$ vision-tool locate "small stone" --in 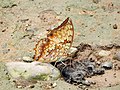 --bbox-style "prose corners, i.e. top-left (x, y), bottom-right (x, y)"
top-left (113, 24), bottom-right (117, 29)
top-left (52, 82), bottom-right (57, 88)
top-left (88, 54), bottom-right (97, 61)
top-left (101, 61), bottom-right (113, 69)
top-left (68, 47), bottom-right (78, 56)
top-left (17, 86), bottom-right (22, 89)
top-left (20, 18), bottom-right (29, 23)
top-left (98, 50), bottom-right (111, 57)
top-left (113, 51), bottom-right (120, 61)
top-left (108, 84), bottom-right (112, 87)
top-left (82, 80), bottom-right (91, 86)
top-left (96, 61), bottom-right (101, 65)
top-left (28, 85), bottom-right (35, 88)
top-left (87, 64), bottom-right (95, 71)
top-left (6, 61), bottom-right (60, 81)
top-left (80, 85), bottom-right (87, 89)
top-left (47, 85), bottom-right (52, 89)
top-left (22, 56), bottom-right (33, 62)
top-left (90, 81), bottom-right (96, 85)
